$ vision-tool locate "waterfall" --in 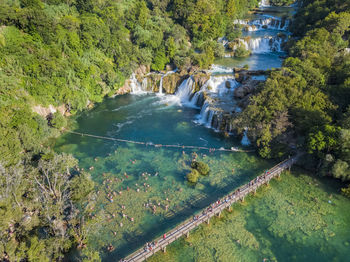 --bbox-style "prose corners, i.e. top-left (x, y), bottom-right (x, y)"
top-left (190, 81), bottom-right (209, 107)
top-left (175, 77), bottom-right (195, 104)
top-left (142, 78), bottom-right (148, 91)
top-left (234, 16), bottom-right (289, 31)
top-left (158, 69), bottom-right (178, 95)
top-left (197, 101), bottom-right (210, 124)
top-left (210, 65), bottom-right (234, 74)
top-left (193, 74), bottom-right (239, 129)
top-left (241, 129), bottom-right (251, 146)
top-left (130, 74), bottom-right (144, 94)
top-left (234, 36), bottom-right (284, 53)
top-left (159, 77), bottom-right (163, 95)
top-left (207, 110), bottom-right (215, 128)
top-left (259, 0), bottom-right (270, 7)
